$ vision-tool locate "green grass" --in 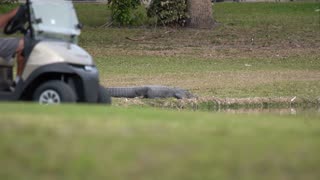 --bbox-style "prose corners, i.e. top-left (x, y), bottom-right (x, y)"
top-left (96, 56), bottom-right (320, 75)
top-left (0, 4), bottom-right (17, 14)
top-left (75, 3), bottom-right (111, 27)
top-left (1, 3), bottom-right (320, 99)
top-left (0, 103), bottom-right (319, 180)
top-left (74, 2), bottom-right (320, 99)
top-left (215, 2), bottom-right (319, 27)
top-left (0, 3), bottom-right (320, 179)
